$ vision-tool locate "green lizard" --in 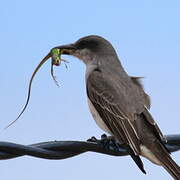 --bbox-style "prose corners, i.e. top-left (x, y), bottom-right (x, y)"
top-left (5, 48), bottom-right (67, 129)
